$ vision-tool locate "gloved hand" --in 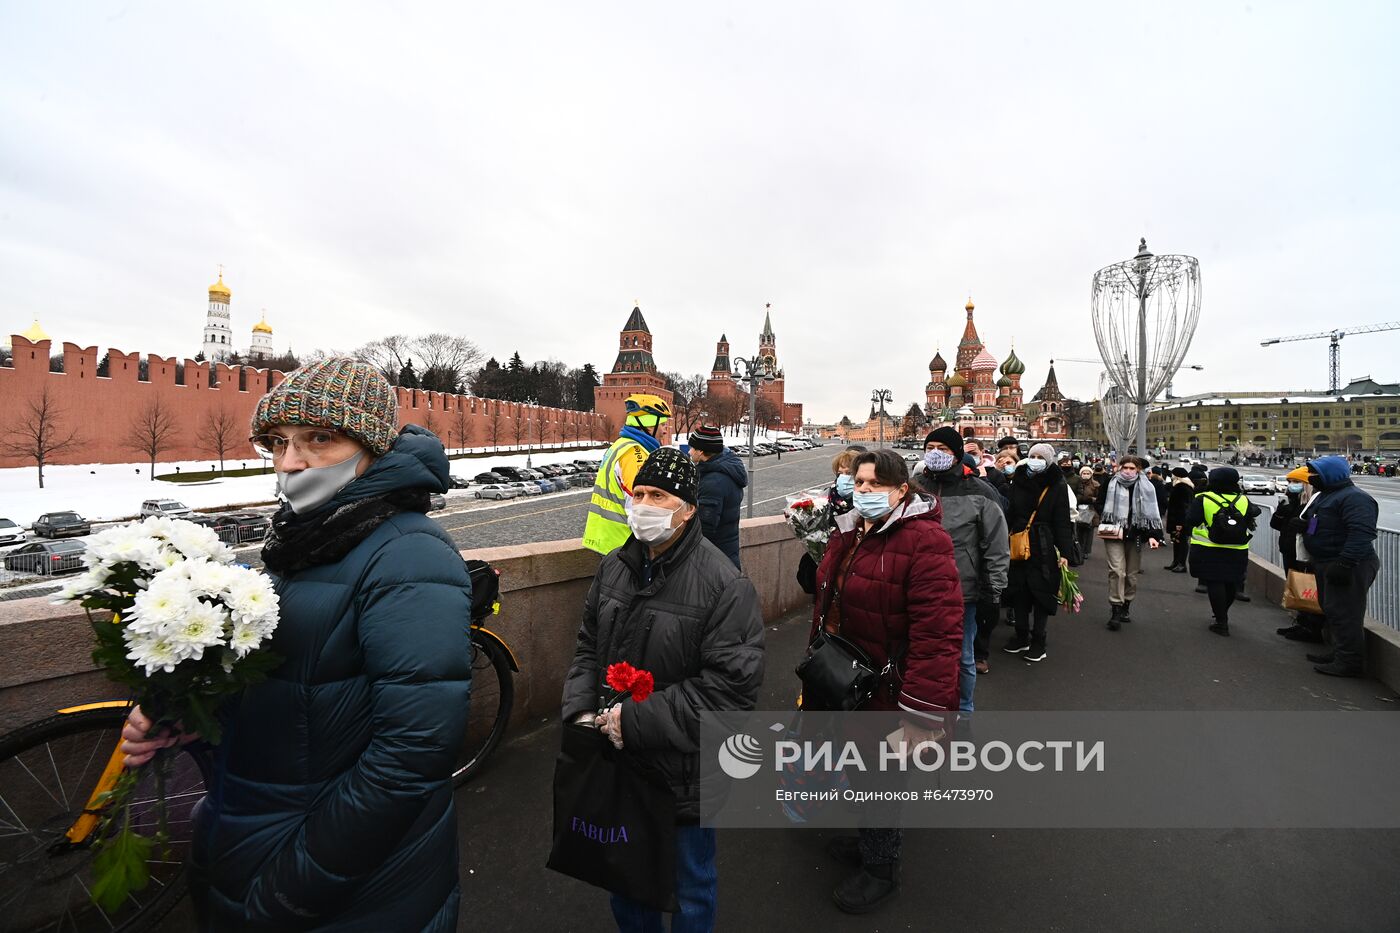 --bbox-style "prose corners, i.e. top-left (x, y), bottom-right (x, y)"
top-left (1287, 516), bottom-right (1310, 534)
top-left (1325, 561), bottom-right (1354, 586)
